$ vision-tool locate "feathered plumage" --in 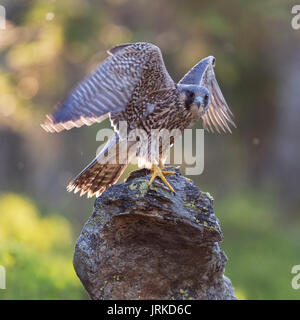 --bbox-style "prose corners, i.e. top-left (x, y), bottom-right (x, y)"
top-left (41, 42), bottom-right (235, 197)
top-left (179, 56), bottom-right (235, 133)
